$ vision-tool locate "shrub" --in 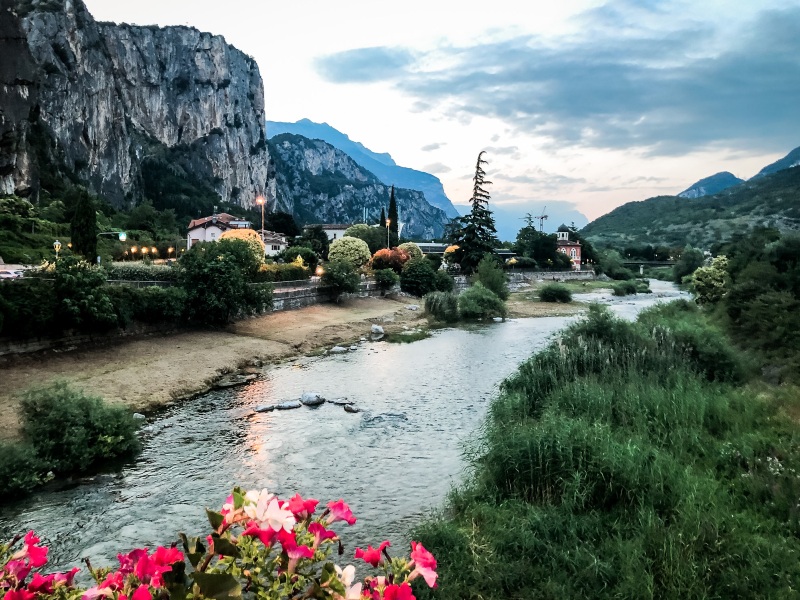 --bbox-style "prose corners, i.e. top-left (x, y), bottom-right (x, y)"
top-left (0, 278), bottom-right (57, 338)
top-left (398, 242), bottom-right (423, 261)
top-left (371, 247), bottom-right (410, 273)
top-left (635, 280), bottom-right (652, 294)
top-left (433, 270), bottom-right (454, 292)
top-left (328, 237), bottom-right (371, 267)
top-left (53, 256), bottom-right (117, 332)
top-left (279, 246), bottom-right (318, 272)
top-left (458, 283), bottom-right (507, 320)
top-left (475, 254), bottom-right (509, 300)
top-left (425, 291), bottom-right (459, 323)
top-left (343, 224), bottom-right (386, 253)
top-left (321, 260), bottom-right (361, 301)
top-left (0, 442), bottom-right (42, 499)
top-left (219, 228), bottom-right (266, 265)
top-left (506, 256), bottom-right (537, 269)
top-left (426, 254), bottom-right (443, 271)
top-left (539, 283), bottom-right (572, 303)
top-left (20, 381), bottom-right (141, 475)
top-left (107, 285), bottom-right (186, 327)
top-left (254, 263), bottom-right (310, 282)
top-left (612, 281), bottom-right (639, 296)
top-left (104, 263), bottom-right (178, 282)
top-left (400, 257), bottom-right (438, 297)
top-left (373, 268), bottom-right (399, 292)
